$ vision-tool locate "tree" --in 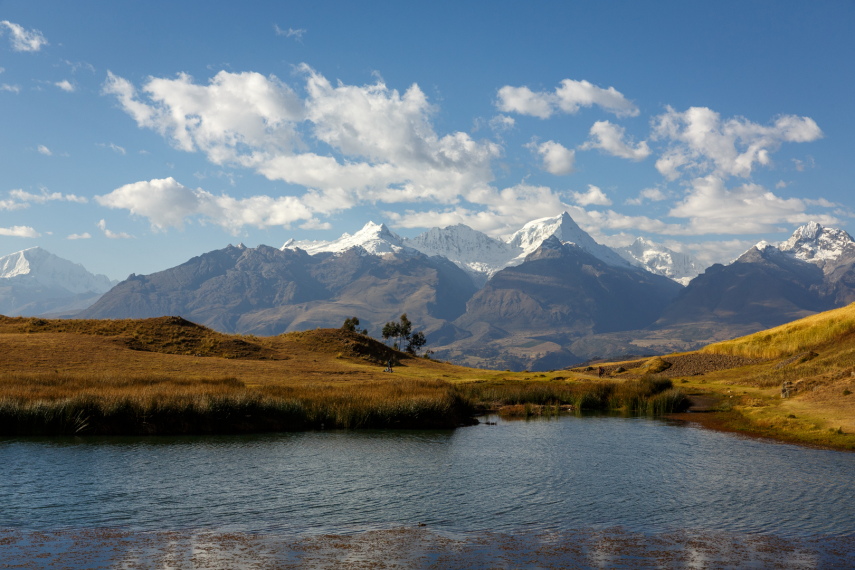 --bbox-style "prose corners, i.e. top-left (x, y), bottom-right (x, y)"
top-left (382, 313), bottom-right (428, 355)
top-left (407, 331), bottom-right (426, 355)
top-left (341, 316), bottom-right (360, 332)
